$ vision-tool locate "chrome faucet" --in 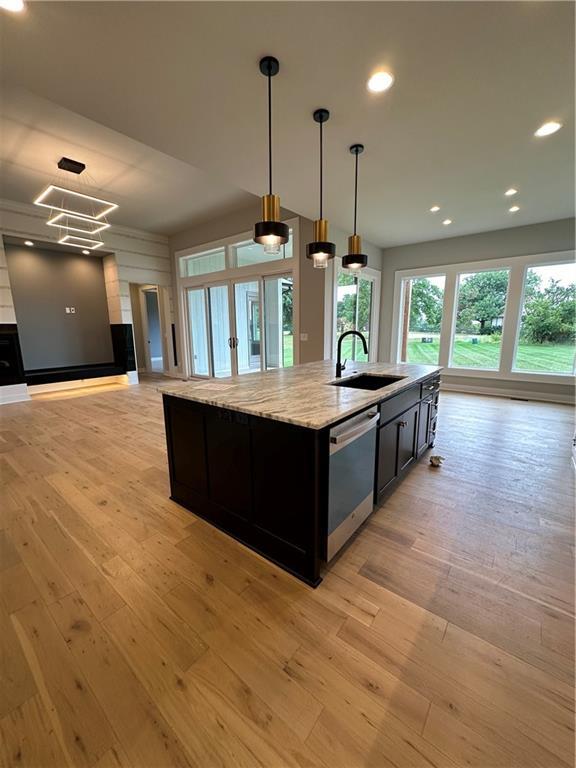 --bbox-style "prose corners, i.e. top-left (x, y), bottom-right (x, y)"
top-left (336, 331), bottom-right (368, 378)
